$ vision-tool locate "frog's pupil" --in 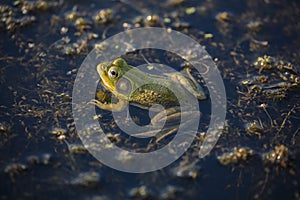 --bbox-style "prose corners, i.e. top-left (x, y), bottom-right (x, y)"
top-left (109, 69), bottom-right (118, 78)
